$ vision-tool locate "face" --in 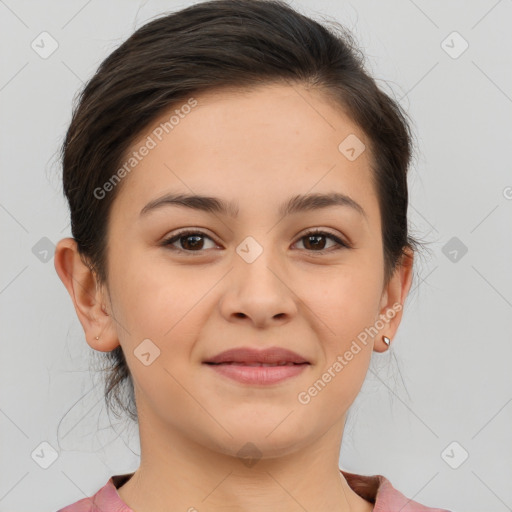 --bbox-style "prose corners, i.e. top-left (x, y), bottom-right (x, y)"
top-left (56, 82), bottom-right (412, 461)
